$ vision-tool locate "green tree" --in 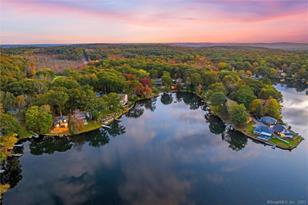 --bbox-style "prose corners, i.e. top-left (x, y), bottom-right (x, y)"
top-left (259, 86), bottom-right (282, 101)
top-left (162, 71), bottom-right (172, 91)
top-left (209, 92), bottom-right (226, 107)
top-left (0, 91), bottom-right (16, 111)
top-left (228, 103), bottom-right (249, 127)
top-left (234, 86), bottom-right (256, 108)
top-left (25, 106), bottom-right (53, 134)
top-left (45, 89), bottom-right (69, 116)
top-left (201, 71), bottom-right (218, 87)
top-left (218, 62), bottom-right (230, 70)
top-left (103, 93), bottom-right (122, 113)
top-left (264, 97), bottom-right (281, 119)
top-left (0, 113), bottom-right (21, 135)
top-left (97, 69), bottom-right (127, 93)
top-left (51, 76), bottom-right (80, 89)
top-left (190, 72), bottom-right (202, 90)
top-left (249, 99), bottom-right (264, 117)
